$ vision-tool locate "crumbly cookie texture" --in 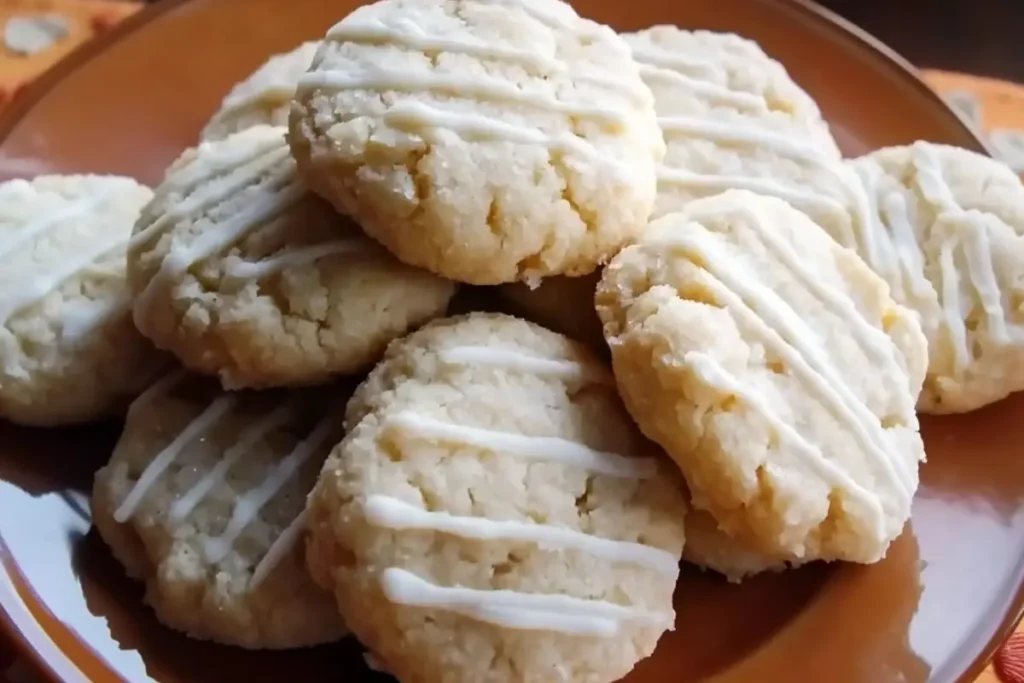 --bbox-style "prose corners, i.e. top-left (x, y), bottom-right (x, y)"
top-left (597, 190), bottom-right (927, 564)
top-left (848, 142), bottom-right (1024, 414)
top-left (683, 510), bottom-right (793, 582)
top-left (201, 42), bottom-right (321, 142)
top-left (307, 312), bottom-right (687, 683)
top-left (622, 26), bottom-right (859, 232)
top-left (0, 175), bottom-right (168, 426)
top-left (127, 125), bottom-right (456, 390)
top-left (497, 272), bottom-right (606, 352)
top-left (91, 371), bottom-right (349, 649)
top-left (289, 0), bottom-right (664, 285)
